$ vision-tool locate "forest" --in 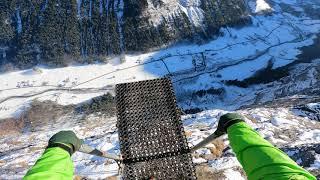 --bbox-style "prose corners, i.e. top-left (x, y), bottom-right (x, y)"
top-left (0, 0), bottom-right (248, 69)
